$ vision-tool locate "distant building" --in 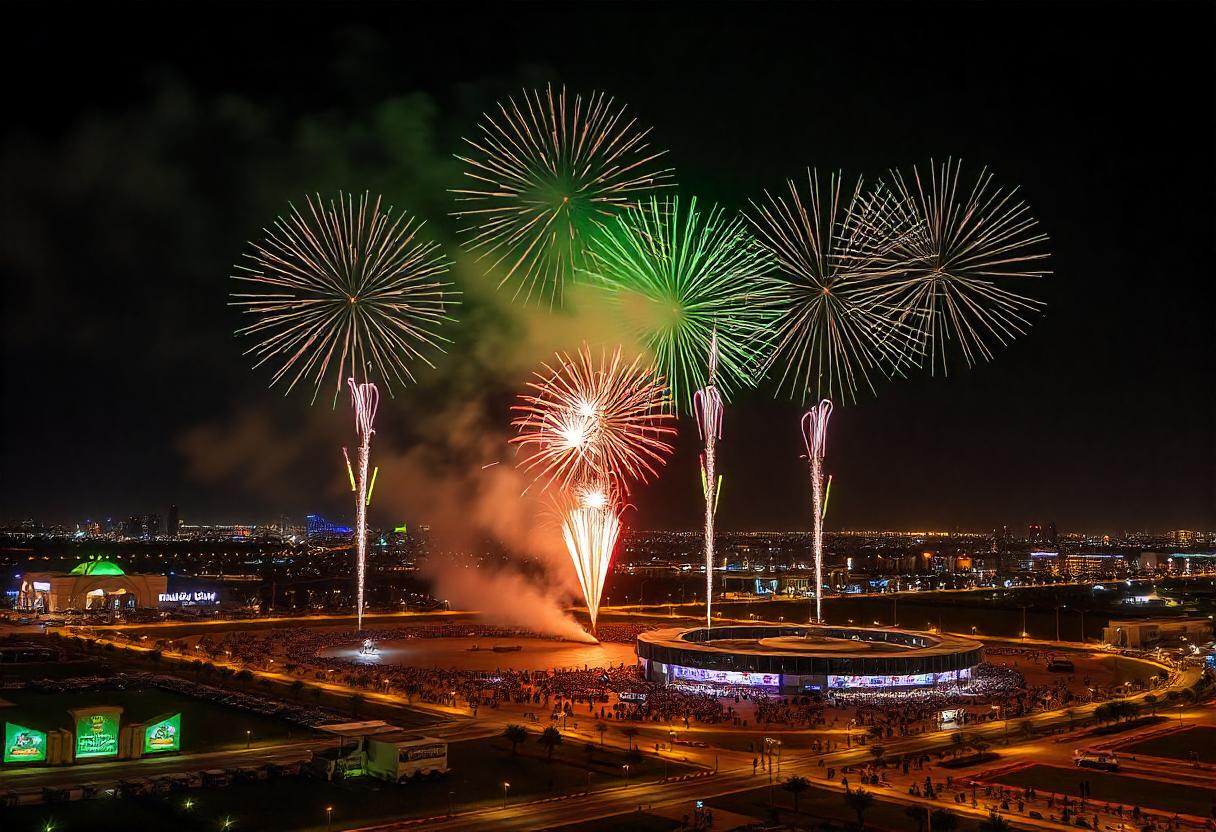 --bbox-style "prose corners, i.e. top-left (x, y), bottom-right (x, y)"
top-left (122, 516), bottom-right (143, 539)
top-left (1047, 521), bottom-right (1057, 546)
top-left (17, 558), bottom-right (167, 612)
top-left (307, 513), bottom-right (353, 540)
top-left (167, 505), bottom-right (179, 539)
top-left (1102, 617), bottom-right (1212, 649)
top-left (144, 514), bottom-right (162, 538)
top-left (1027, 524), bottom-right (1042, 545)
